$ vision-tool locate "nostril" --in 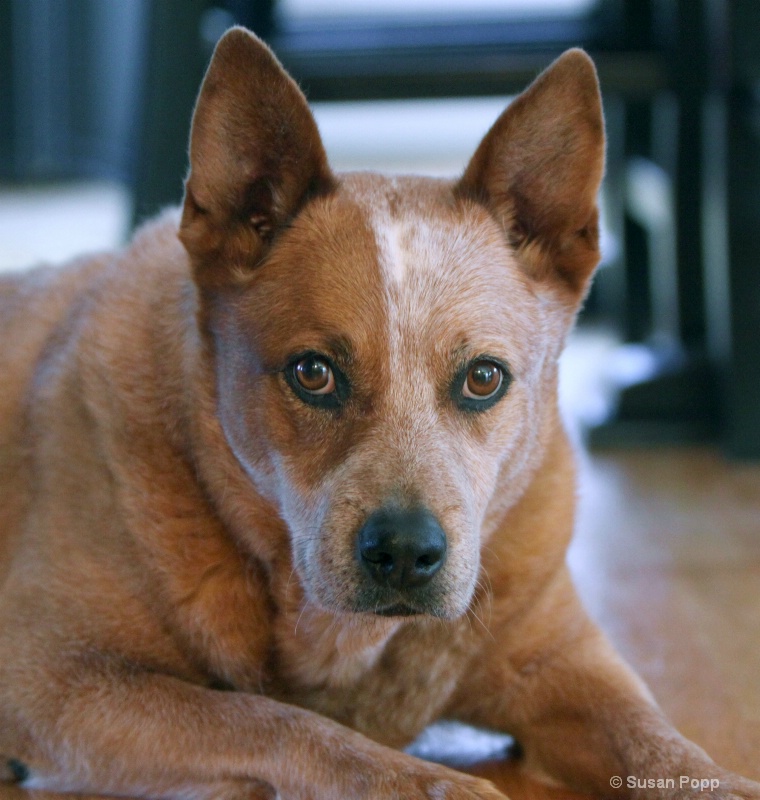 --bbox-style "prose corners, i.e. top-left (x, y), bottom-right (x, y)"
top-left (362, 545), bottom-right (394, 572)
top-left (416, 553), bottom-right (438, 569)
